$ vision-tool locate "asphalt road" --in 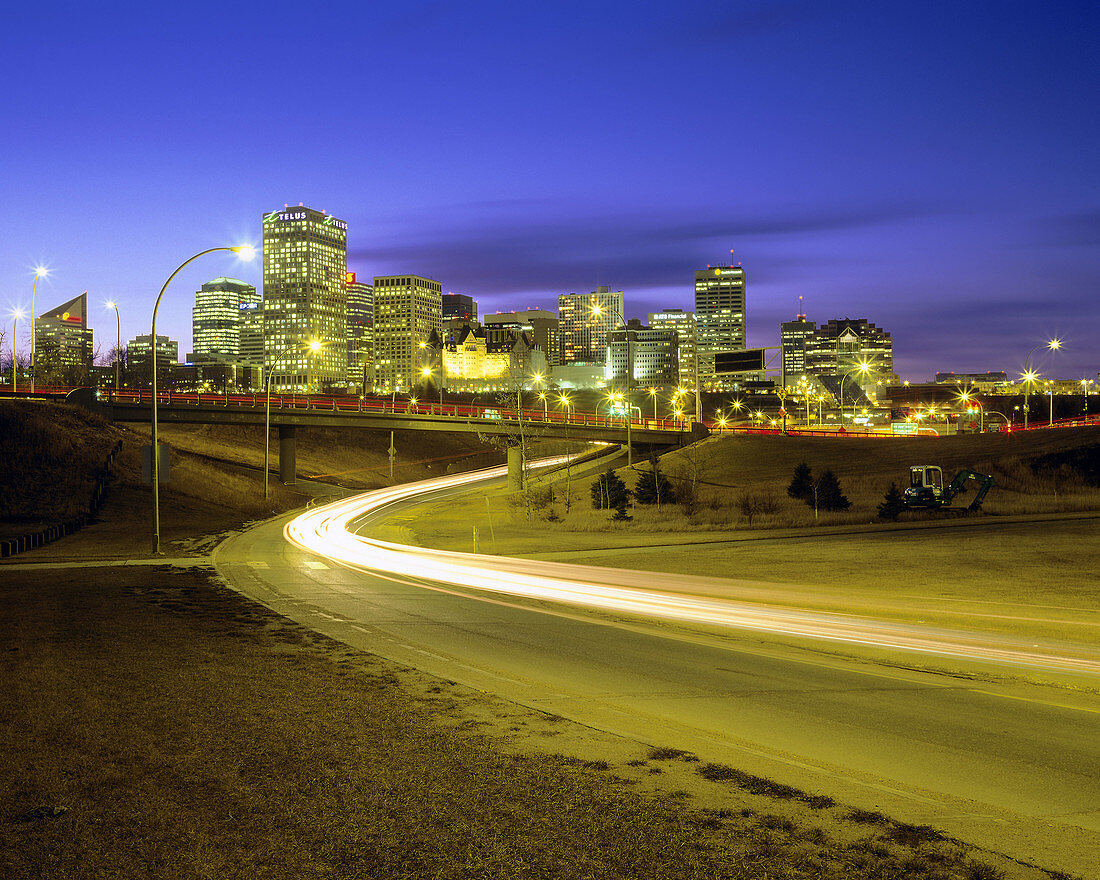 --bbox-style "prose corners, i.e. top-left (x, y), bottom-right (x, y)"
top-left (215, 475), bottom-right (1100, 878)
